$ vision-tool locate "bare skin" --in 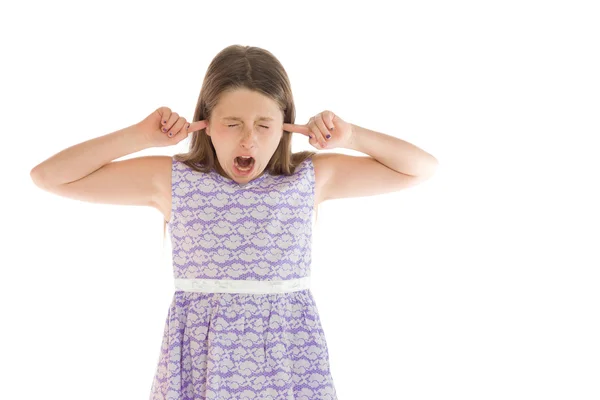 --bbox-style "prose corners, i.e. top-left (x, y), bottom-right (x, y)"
top-left (29, 89), bottom-right (332, 231)
top-left (31, 88), bottom-right (435, 233)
